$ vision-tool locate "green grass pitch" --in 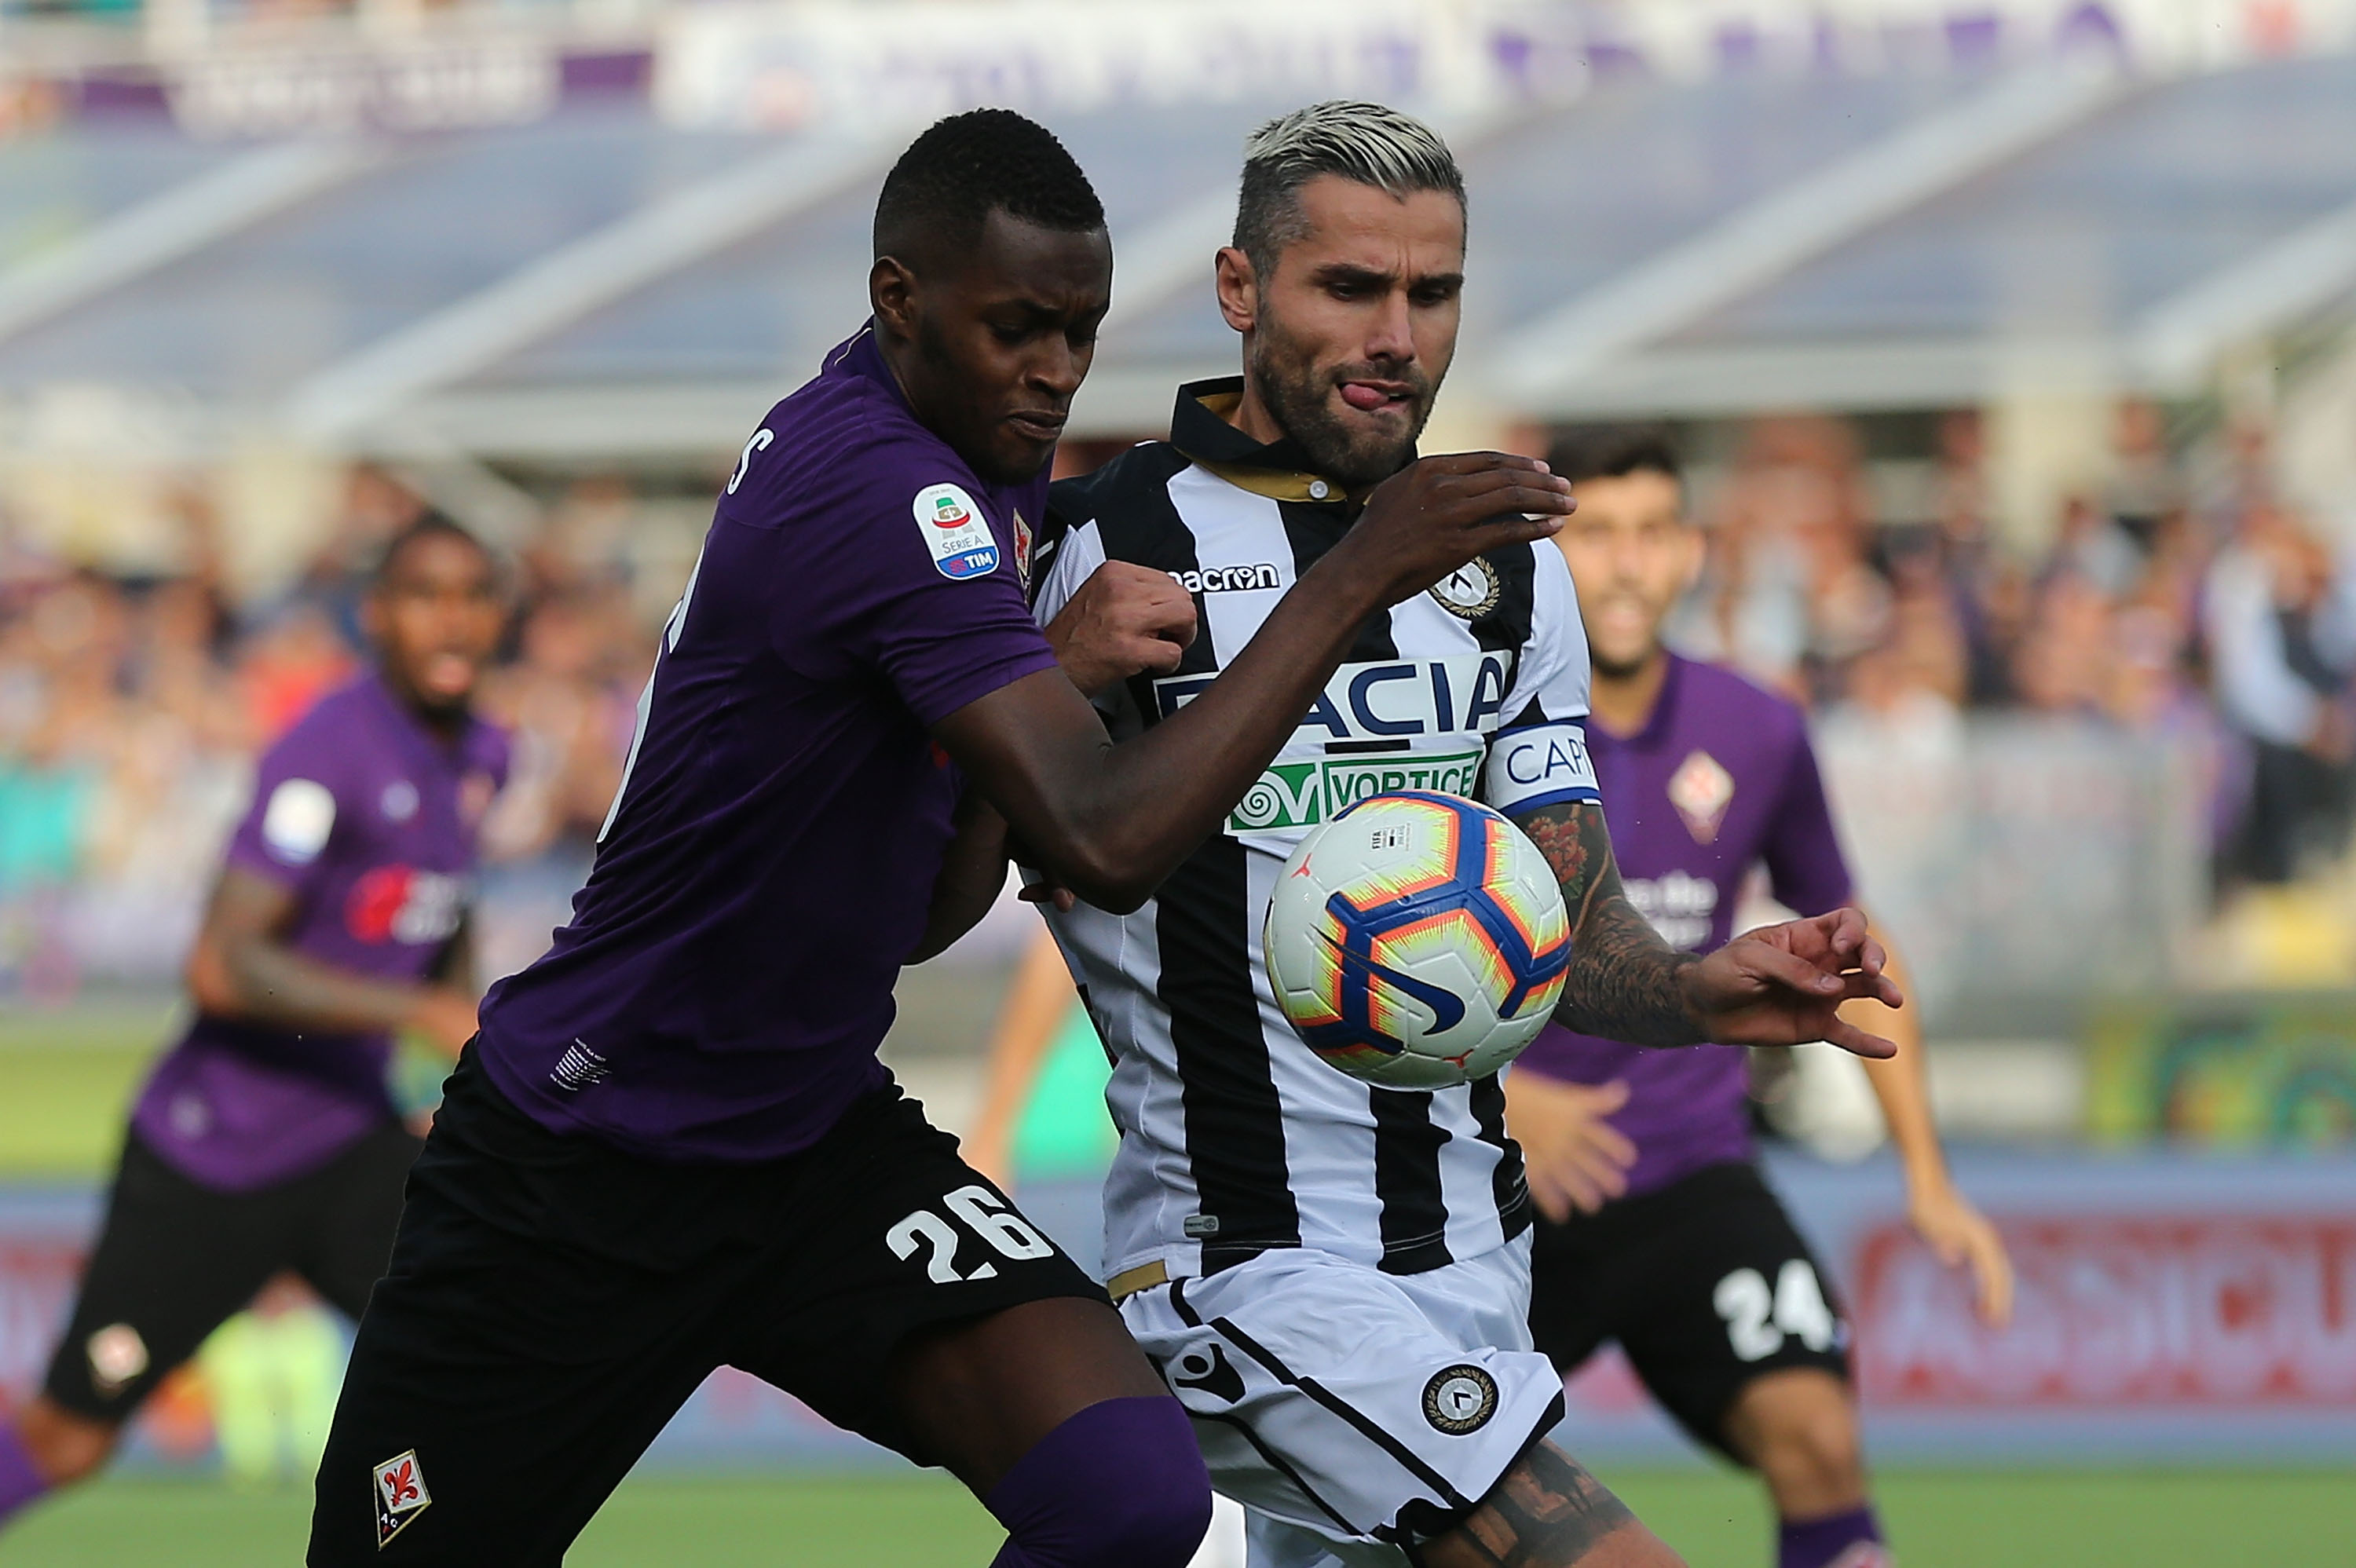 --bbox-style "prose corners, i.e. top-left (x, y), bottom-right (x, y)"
top-left (2, 1468), bottom-right (2348, 1565)
top-left (3, 1012), bottom-right (2347, 1562)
